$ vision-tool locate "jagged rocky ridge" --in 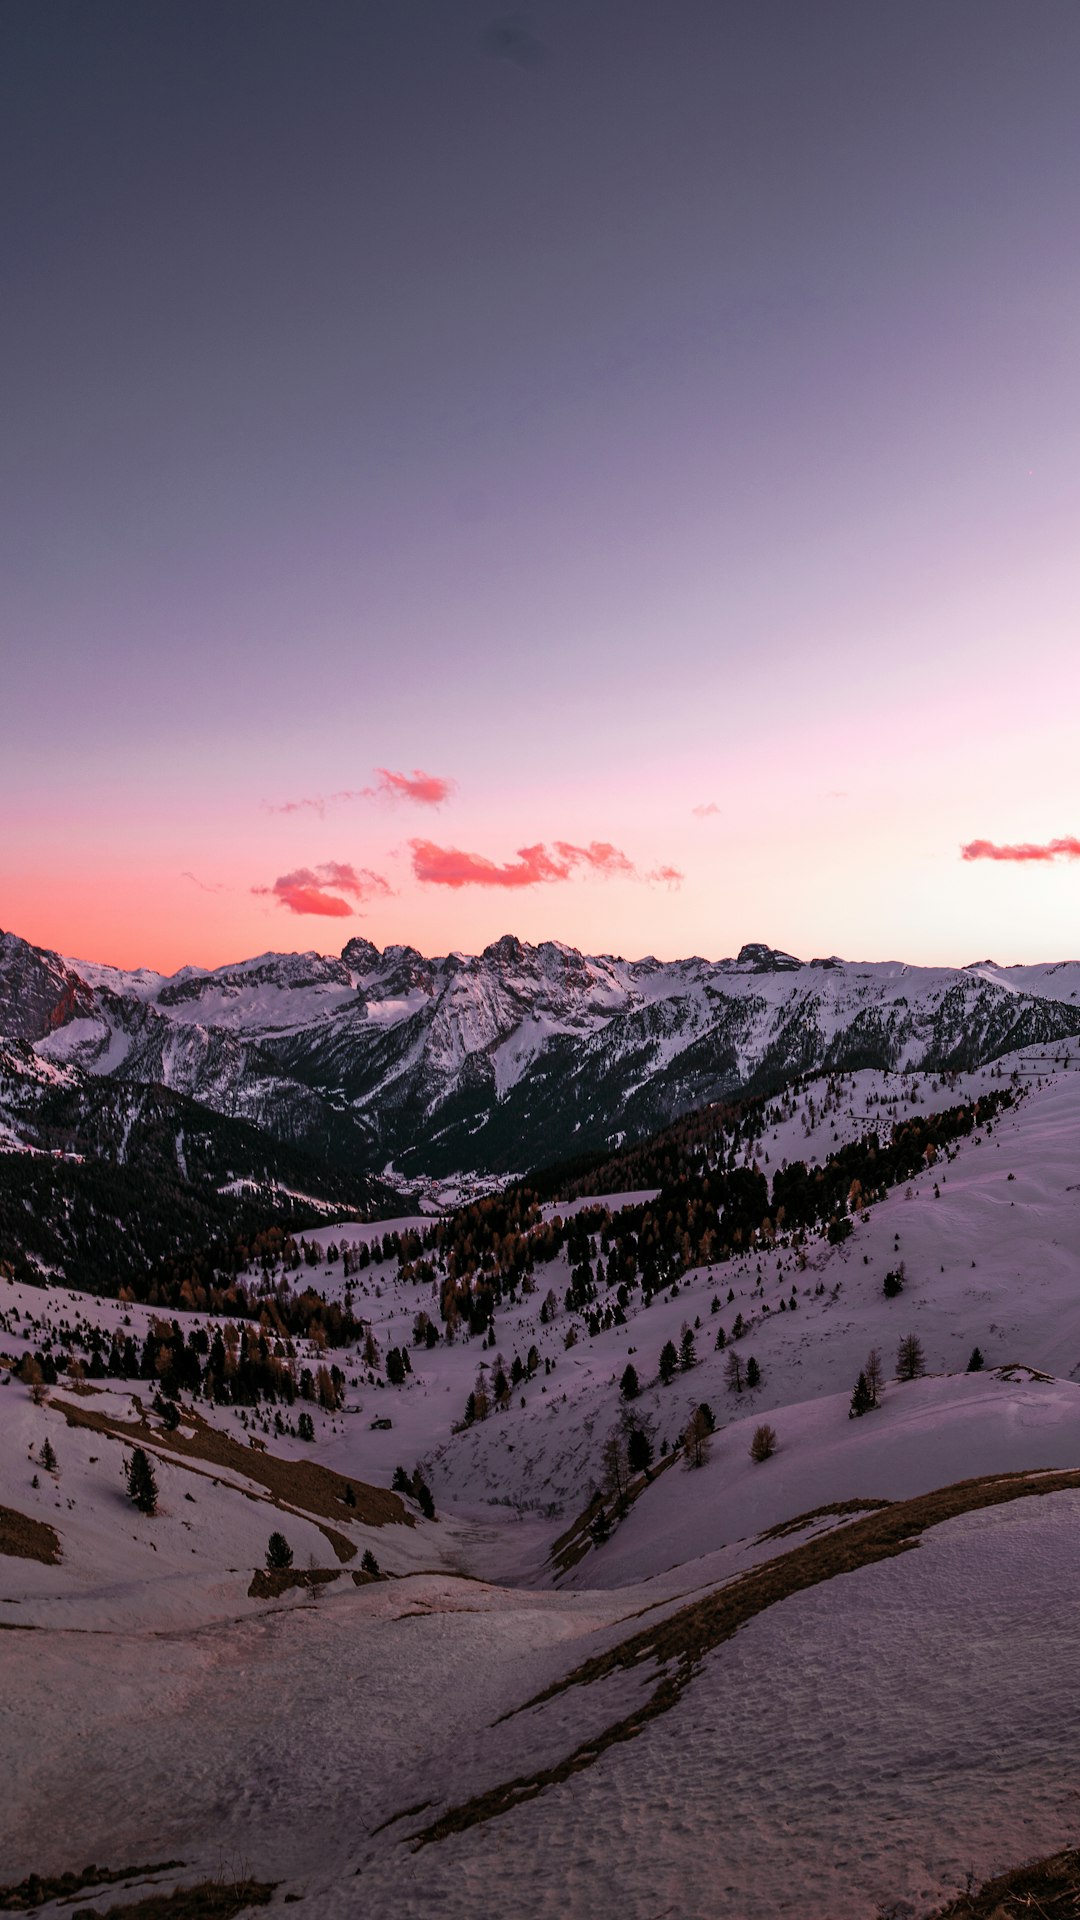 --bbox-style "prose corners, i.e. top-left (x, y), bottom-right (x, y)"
top-left (2, 927), bottom-right (1079, 1188)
